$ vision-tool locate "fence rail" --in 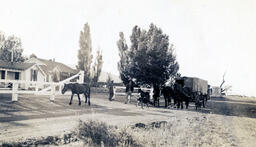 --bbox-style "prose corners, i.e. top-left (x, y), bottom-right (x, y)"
top-left (0, 71), bottom-right (84, 102)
